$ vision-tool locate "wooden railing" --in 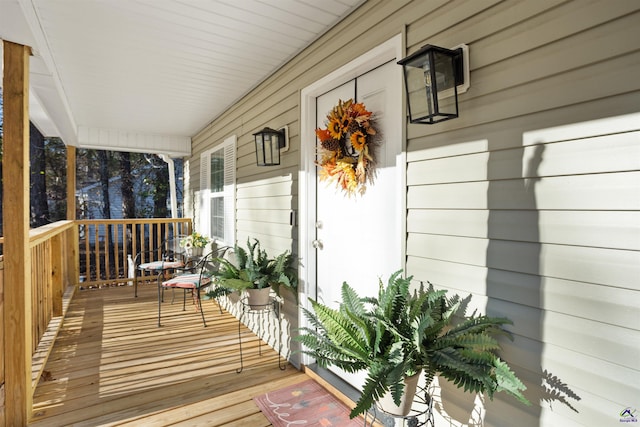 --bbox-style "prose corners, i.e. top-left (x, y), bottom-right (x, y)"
top-left (28, 221), bottom-right (78, 354)
top-left (76, 218), bottom-right (193, 288)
